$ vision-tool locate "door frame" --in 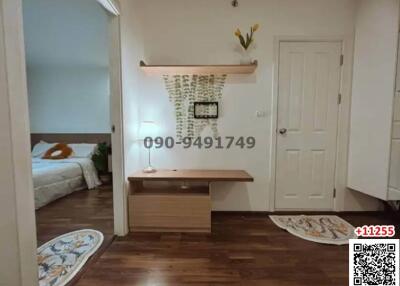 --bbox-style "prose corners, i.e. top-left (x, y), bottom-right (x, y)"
top-left (0, 0), bottom-right (38, 284)
top-left (96, 0), bottom-right (128, 235)
top-left (0, 0), bottom-right (127, 284)
top-left (269, 35), bottom-right (354, 212)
